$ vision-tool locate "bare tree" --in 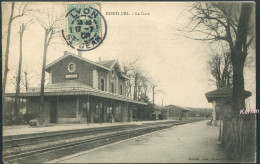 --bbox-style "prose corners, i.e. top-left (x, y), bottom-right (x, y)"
top-left (183, 2), bottom-right (254, 113)
top-left (3, 2), bottom-right (31, 97)
top-left (9, 72), bottom-right (26, 92)
top-left (132, 67), bottom-right (141, 101)
top-left (140, 76), bottom-right (149, 99)
top-left (149, 81), bottom-right (158, 105)
top-left (183, 2), bottom-right (255, 161)
top-left (24, 71), bottom-right (28, 91)
top-left (121, 57), bottom-right (151, 102)
top-left (135, 75), bottom-right (149, 101)
top-left (13, 23), bottom-right (31, 120)
top-left (37, 11), bottom-right (61, 124)
top-left (121, 56), bottom-right (140, 97)
top-left (208, 52), bottom-right (233, 89)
